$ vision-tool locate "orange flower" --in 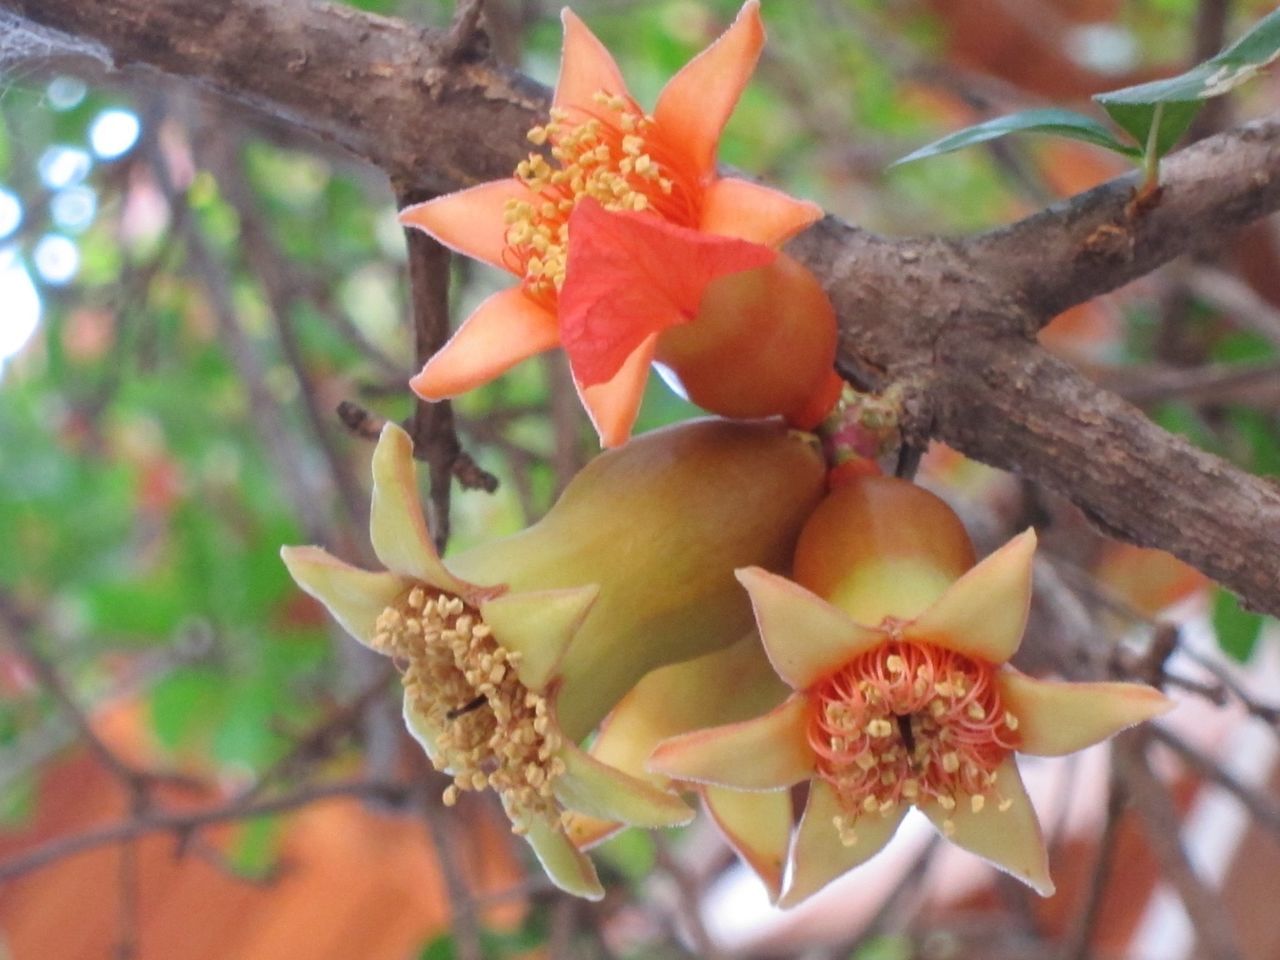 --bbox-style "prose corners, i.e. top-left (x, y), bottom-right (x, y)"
top-left (650, 478), bottom-right (1174, 905)
top-left (401, 2), bottom-right (834, 446)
